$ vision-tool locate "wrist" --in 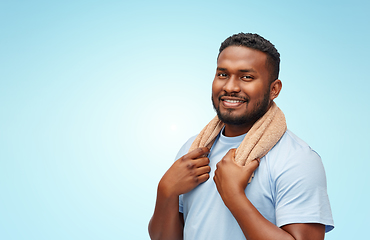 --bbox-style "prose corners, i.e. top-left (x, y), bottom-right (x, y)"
top-left (158, 179), bottom-right (179, 199)
top-left (222, 188), bottom-right (247, 210)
